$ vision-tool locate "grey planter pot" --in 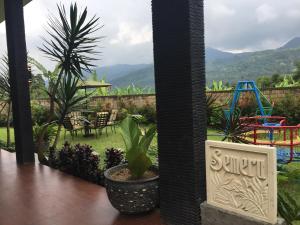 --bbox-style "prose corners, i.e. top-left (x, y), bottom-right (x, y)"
top-left (104, 164), bottom-right (159, 214)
